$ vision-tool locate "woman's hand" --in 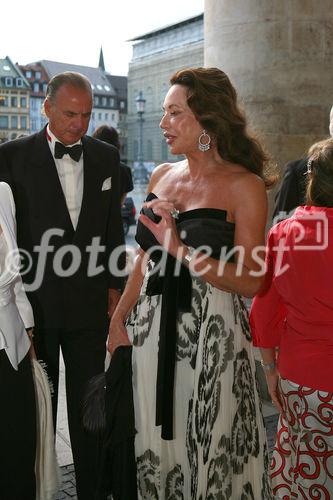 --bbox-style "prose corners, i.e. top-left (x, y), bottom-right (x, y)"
top-left (139, 198), bottom-right (183, 257)
top-left (265, 370), bottom-right (284, 415)
top-left (107, 313), bottom-right (131, 354)
top-left (27, 330), bottom-right (37, 360)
